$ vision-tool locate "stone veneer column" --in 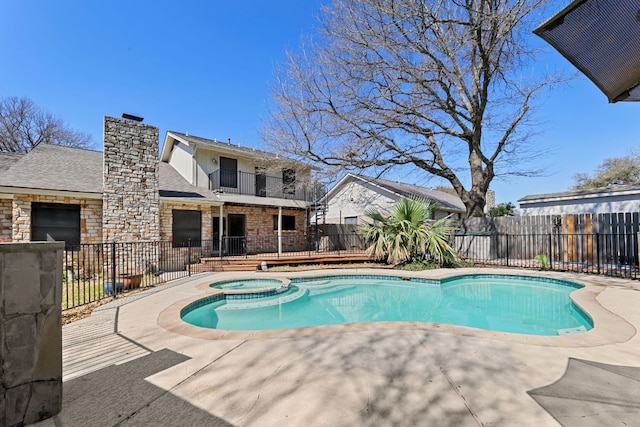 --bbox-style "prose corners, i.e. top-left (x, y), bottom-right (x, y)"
top-left (102, 116), bottom-right (160, 242)
top-left (1, 242), bottom-right (63, 426)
